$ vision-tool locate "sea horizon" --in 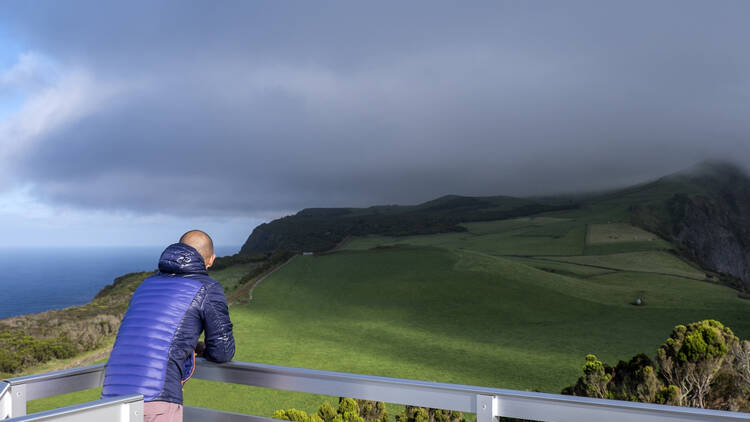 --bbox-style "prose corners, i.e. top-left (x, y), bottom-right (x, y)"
top-left (0, 245), bottom-right (240, 320)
